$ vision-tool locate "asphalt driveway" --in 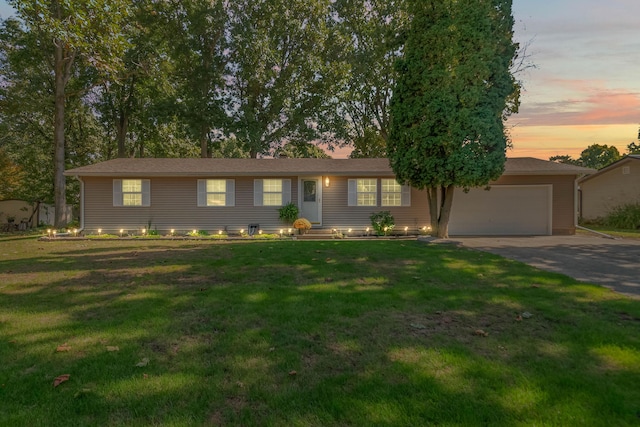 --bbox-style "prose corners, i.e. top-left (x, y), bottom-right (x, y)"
top-left (449, 235), bottom-right (640, 299)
